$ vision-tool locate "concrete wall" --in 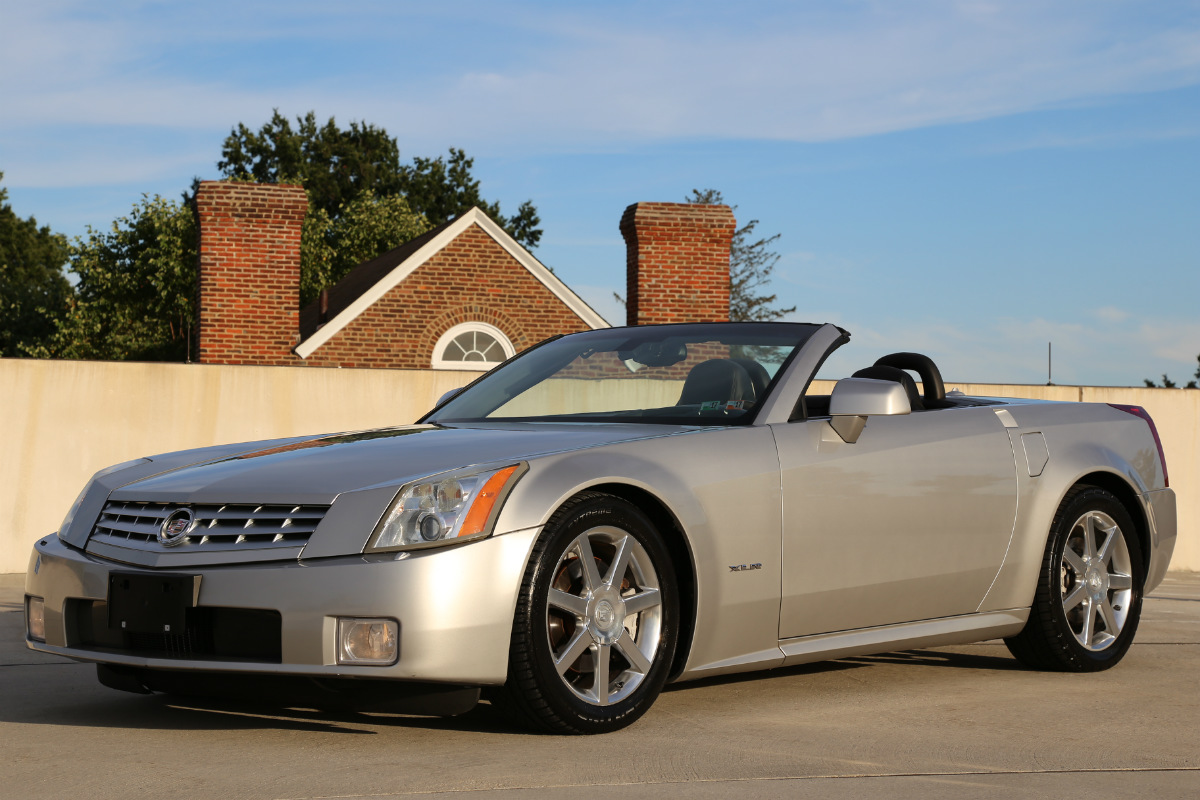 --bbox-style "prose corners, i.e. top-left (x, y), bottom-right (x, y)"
top-left (4, 359), bottom-right (1196, 573)
top-left (3, 358), bottom-right (476, 573)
